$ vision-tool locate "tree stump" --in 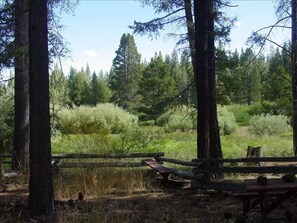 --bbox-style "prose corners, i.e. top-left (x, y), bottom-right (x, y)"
top-left (246, 146), bottom-right (263, 166)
